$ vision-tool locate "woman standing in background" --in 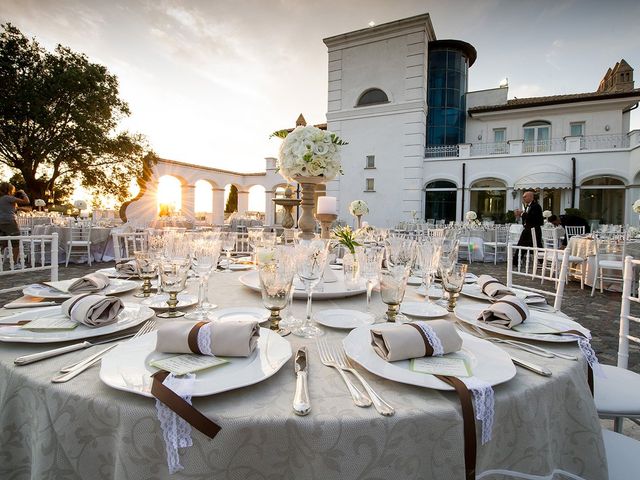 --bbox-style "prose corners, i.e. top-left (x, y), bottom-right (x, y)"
top-left (0, 182), bottom-right (30, 261)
